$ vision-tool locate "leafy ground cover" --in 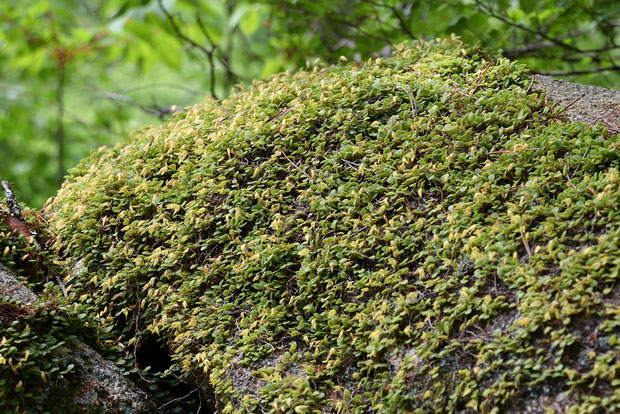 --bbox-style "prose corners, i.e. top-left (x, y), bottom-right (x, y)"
top-left (47, 38), bottom-right (619, 413)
